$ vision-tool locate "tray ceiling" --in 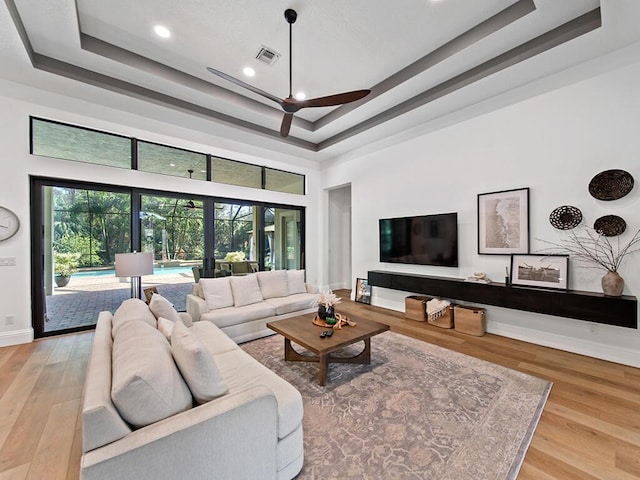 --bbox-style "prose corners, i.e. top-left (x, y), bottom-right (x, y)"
top-left (2, 0), bottom-right (640, 162)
